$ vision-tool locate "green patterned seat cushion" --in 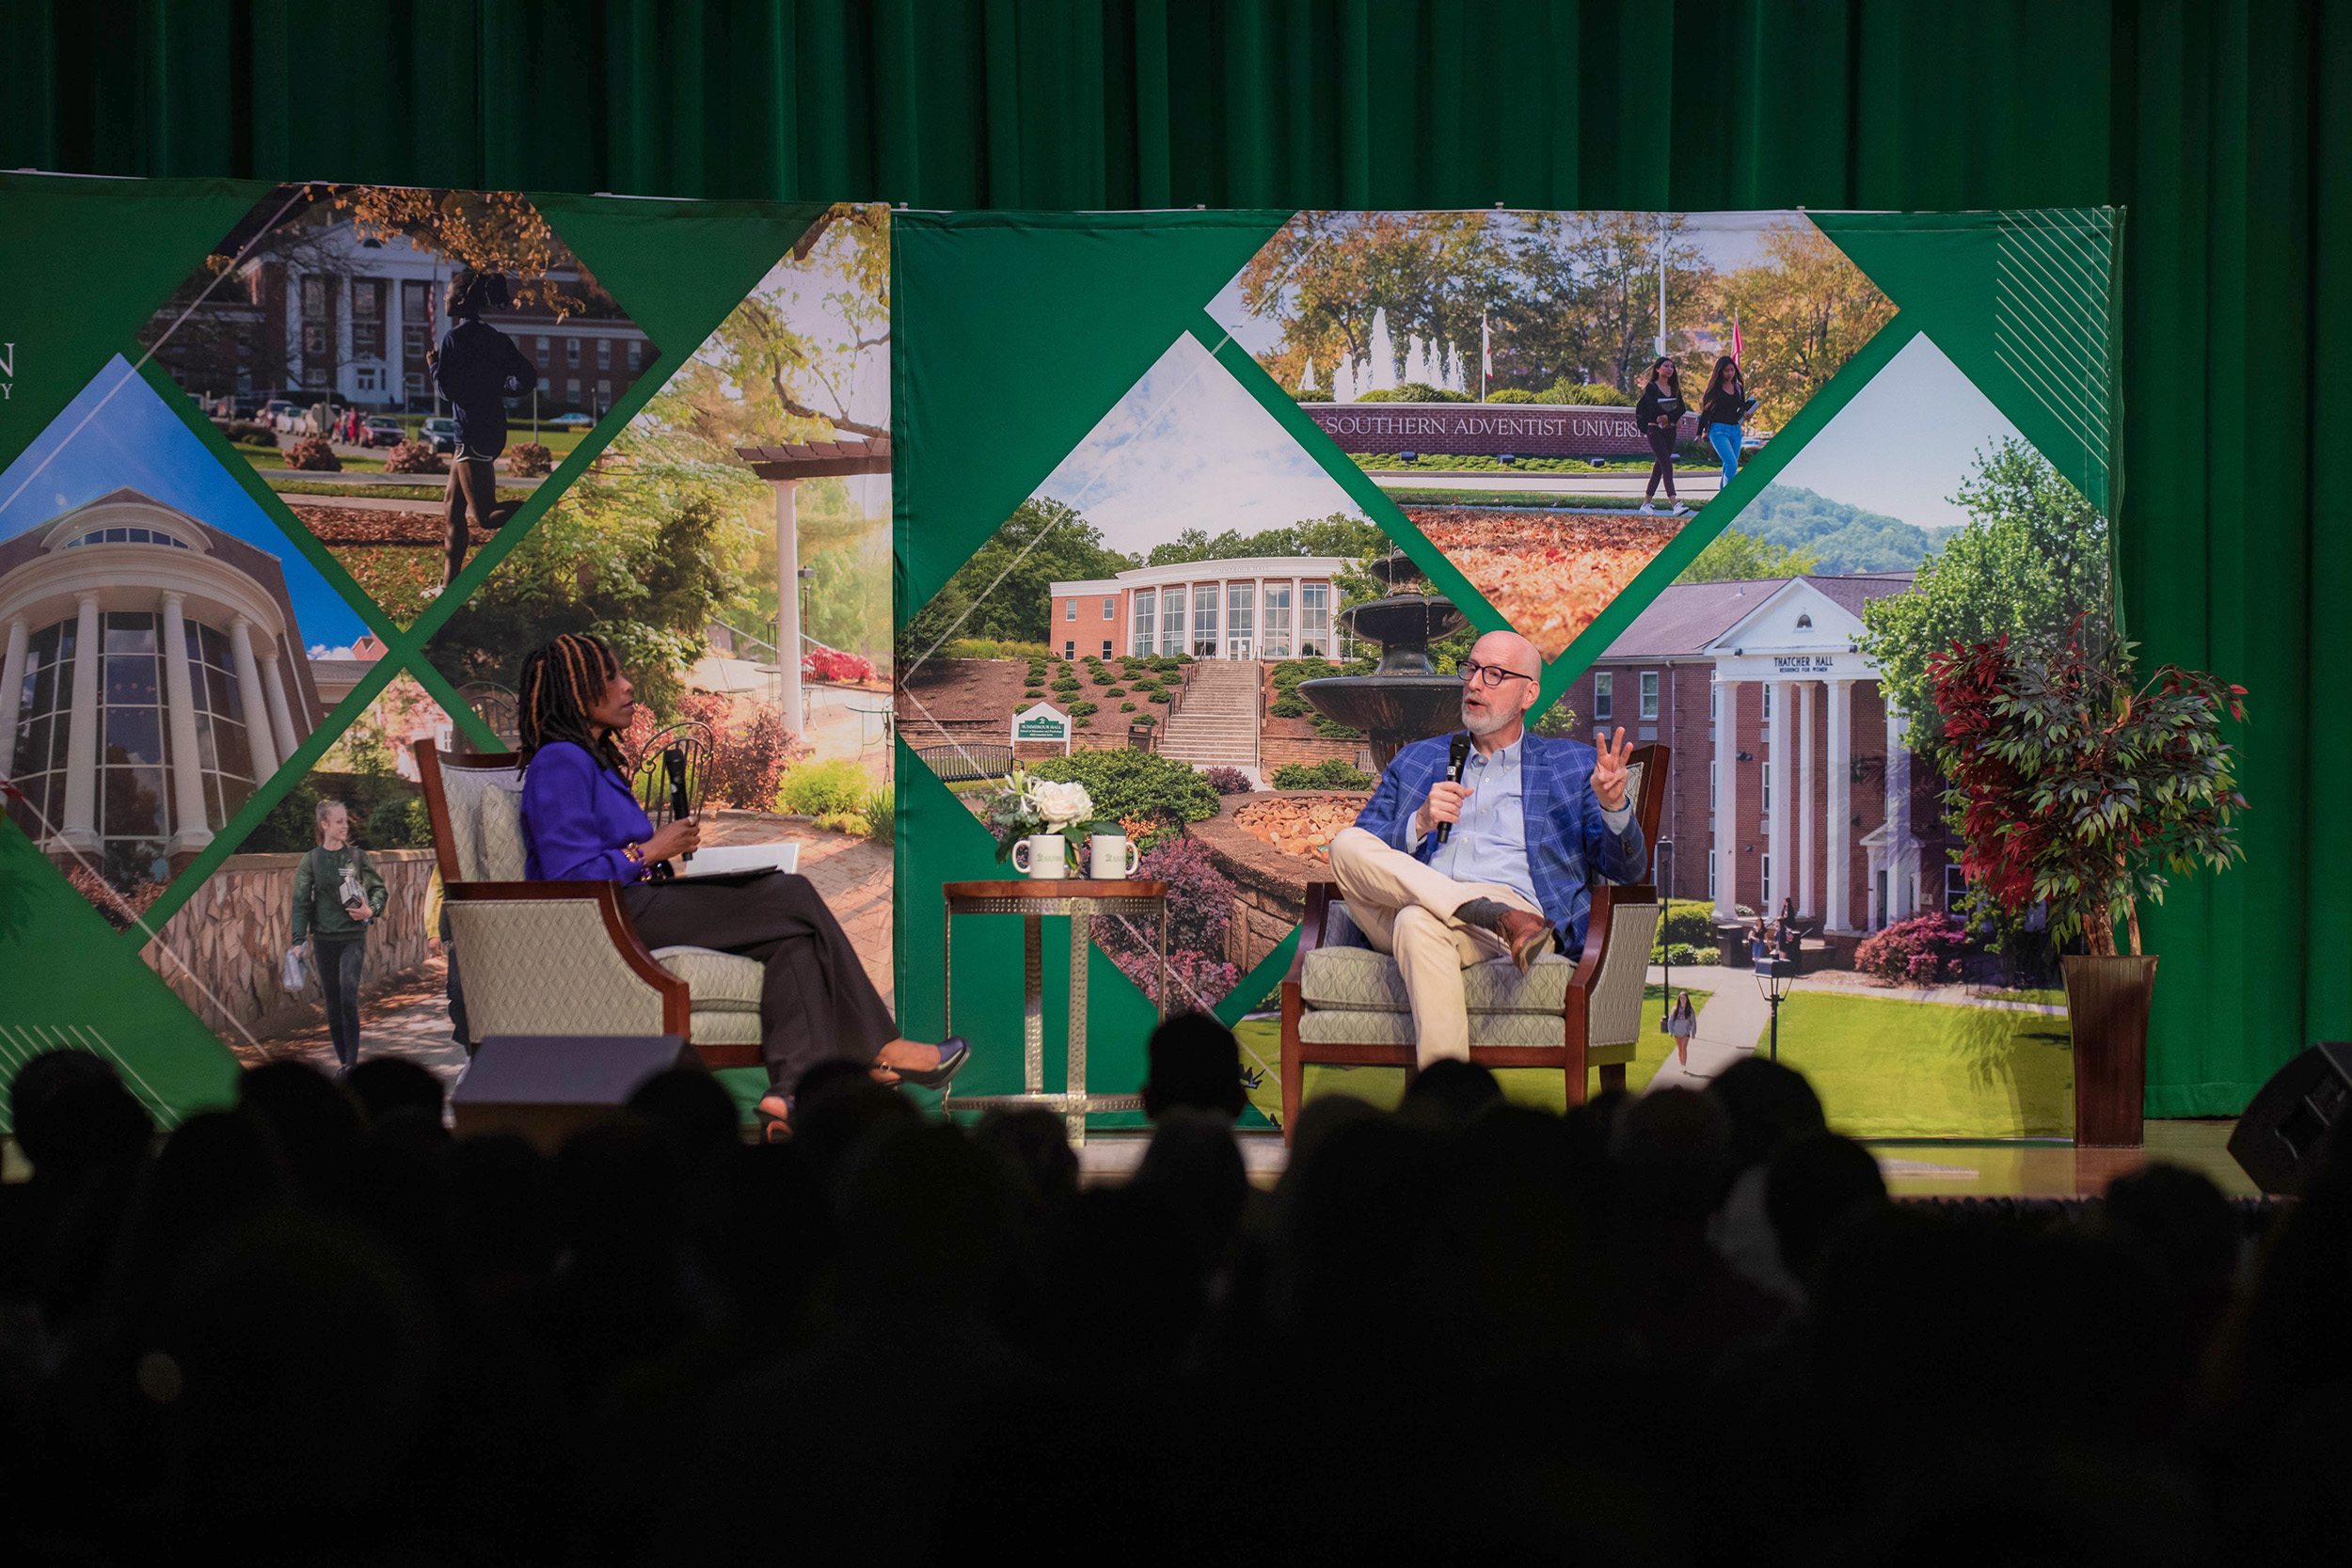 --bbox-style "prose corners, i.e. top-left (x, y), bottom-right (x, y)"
top-left (1295, 1007), bottom-right (1634, 1063)
top-left (1300, 945), bottom-right (1577, 1015)
top-left (689, 1008), bottom-right (763, 1045)
top-left (655, 945), bottom-right (765, 1013)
